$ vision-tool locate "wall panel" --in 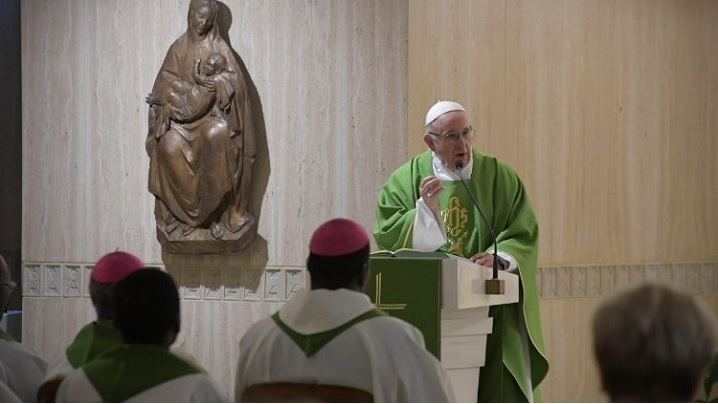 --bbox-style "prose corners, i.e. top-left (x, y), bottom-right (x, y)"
top-left (408, 0), bottom-right (718, 265)
top-left (408, 0), bottom-right (718, 401)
